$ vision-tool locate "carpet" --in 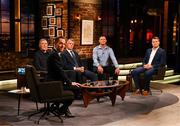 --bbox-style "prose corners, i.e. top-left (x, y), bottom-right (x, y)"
top-left (0, 92), bottom-right (178, 126)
